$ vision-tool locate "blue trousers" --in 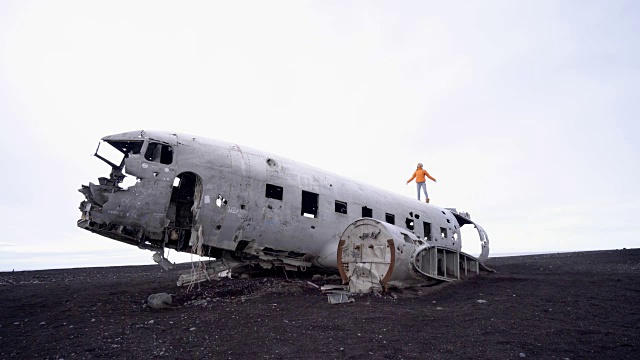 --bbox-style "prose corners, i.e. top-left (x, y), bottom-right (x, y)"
top-left (416, 182), bottom-right (428, 200)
